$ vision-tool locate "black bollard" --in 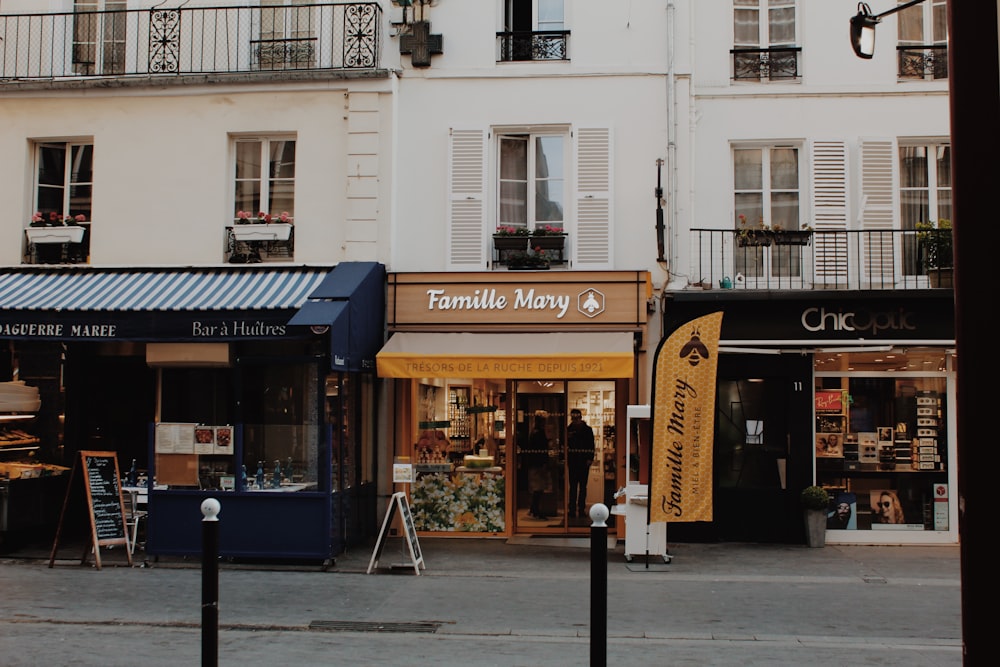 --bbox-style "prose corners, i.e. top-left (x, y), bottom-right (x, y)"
top-left (590, 503), bottom-right (608, 667)
top-left (201, 498), bottom-right (220, 667)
